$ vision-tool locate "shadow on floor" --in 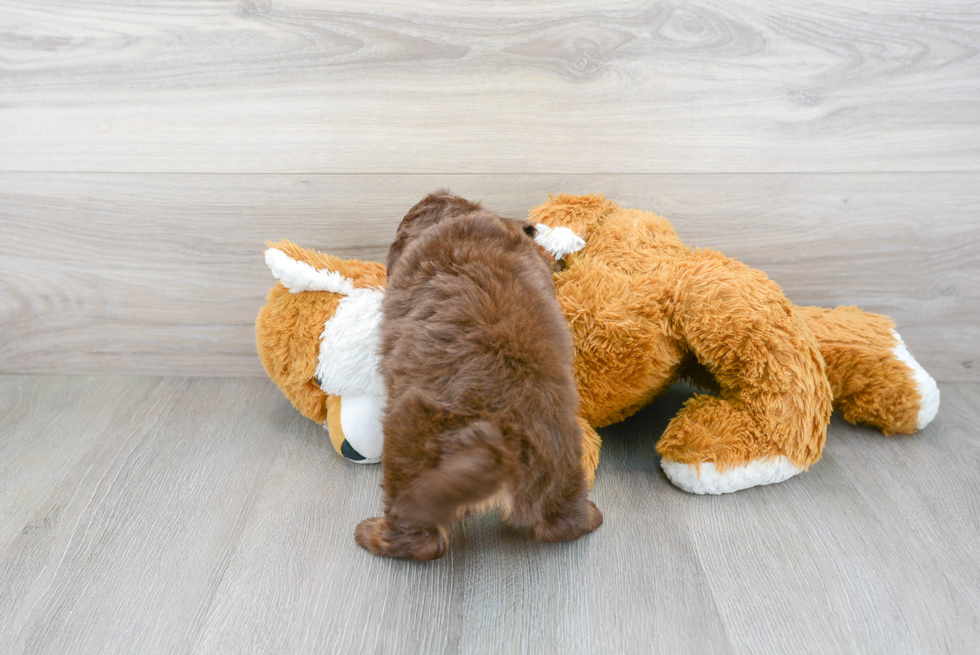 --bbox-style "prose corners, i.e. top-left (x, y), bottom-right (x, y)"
top-left (595, 383), bottom-right (698, 477)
